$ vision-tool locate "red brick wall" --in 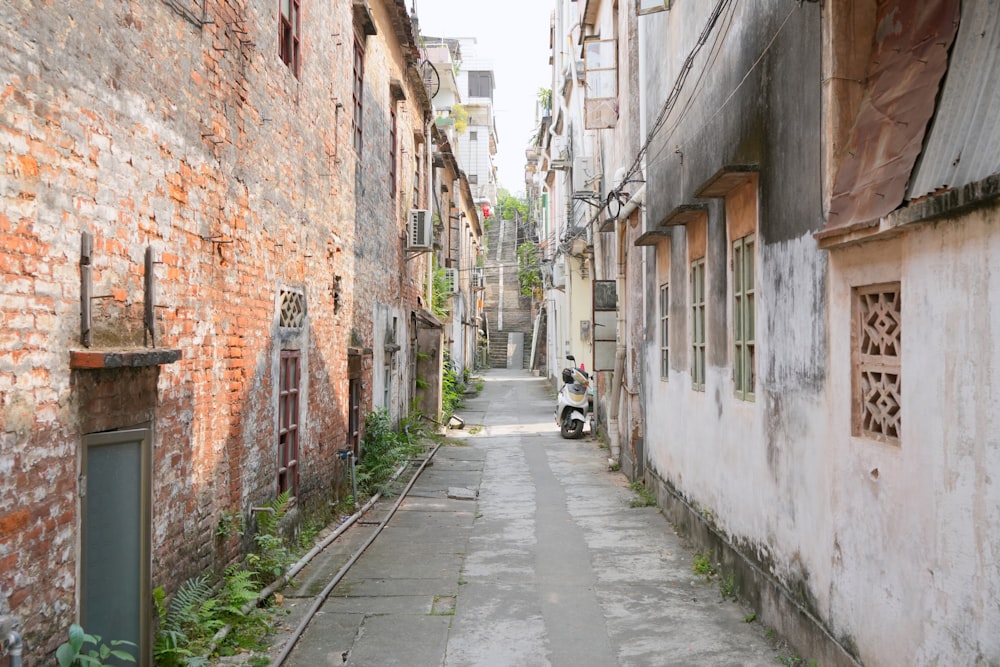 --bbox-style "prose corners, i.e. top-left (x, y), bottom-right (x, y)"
top-left (0, 0), bottom-right (431, 660)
